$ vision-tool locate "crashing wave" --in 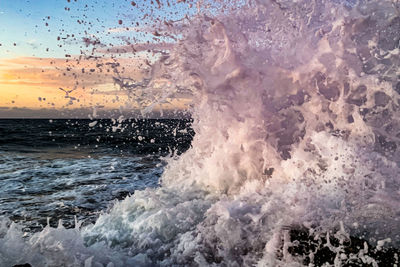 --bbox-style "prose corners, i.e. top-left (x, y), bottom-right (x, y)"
top-left (1, 0), bottom-right (400, 266)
